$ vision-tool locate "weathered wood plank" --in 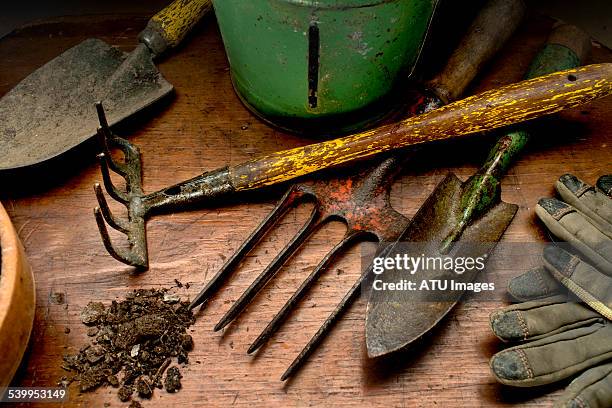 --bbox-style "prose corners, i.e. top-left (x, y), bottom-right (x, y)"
top-left (0, 12), bottom-right (610, 408)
